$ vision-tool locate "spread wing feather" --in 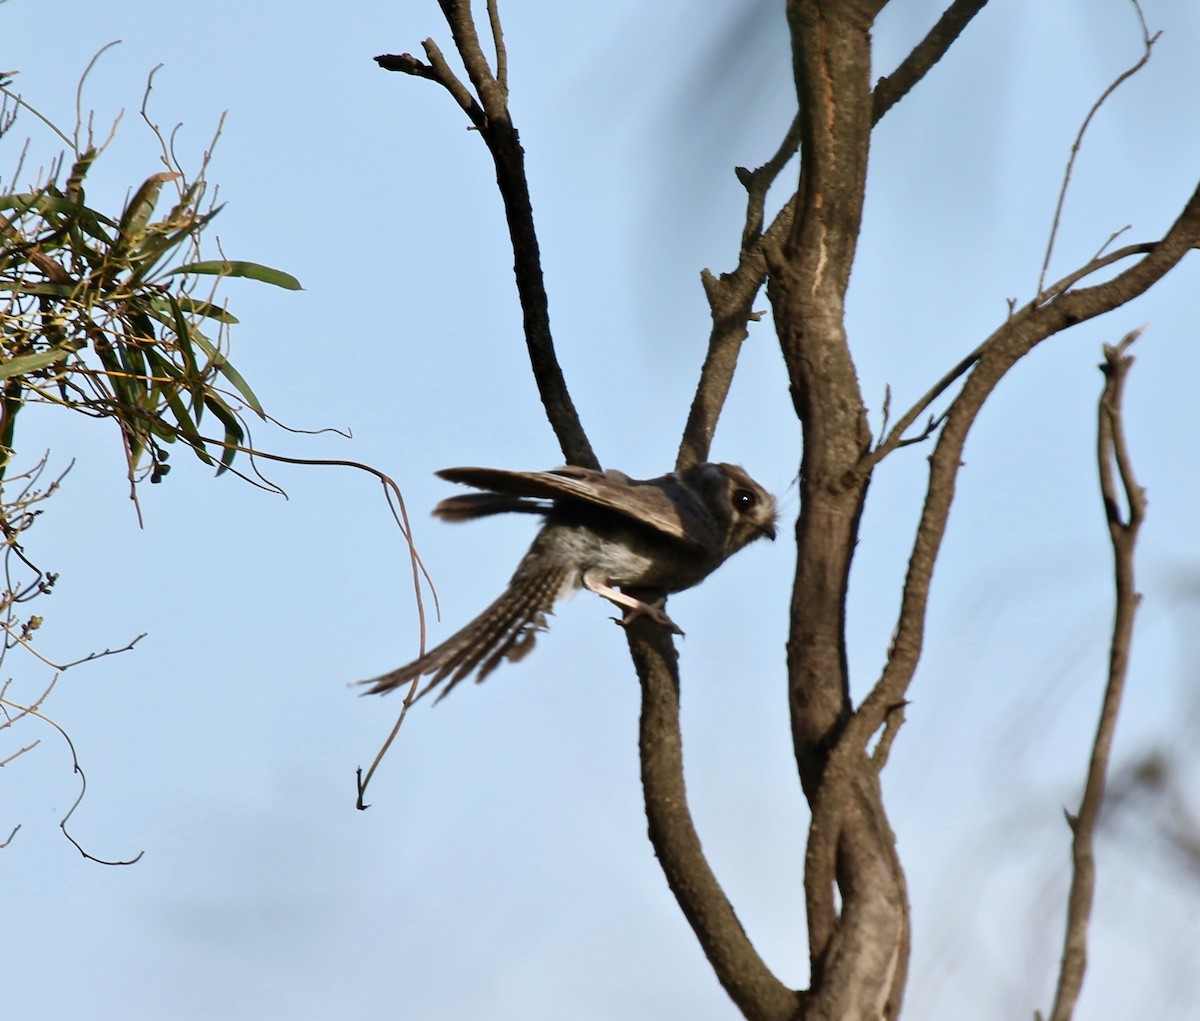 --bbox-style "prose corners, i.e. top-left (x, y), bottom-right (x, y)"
top-left (435, 466), bottom-right (707, 548)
